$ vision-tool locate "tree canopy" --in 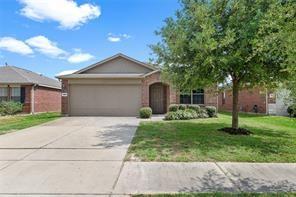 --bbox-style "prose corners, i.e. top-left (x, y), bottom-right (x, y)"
top-left (151, 0), bottom-right (295, 129)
